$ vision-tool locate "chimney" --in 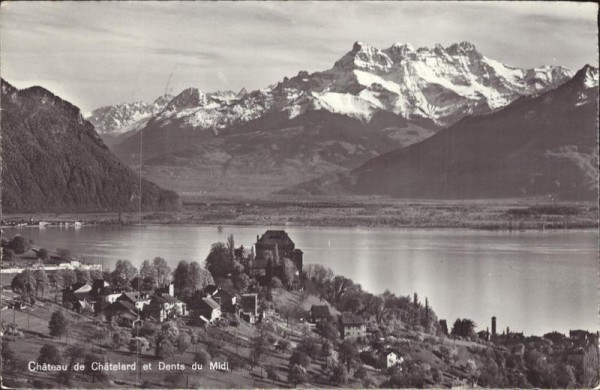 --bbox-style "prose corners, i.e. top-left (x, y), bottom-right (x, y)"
top-left (491, 316), bottom-right (497, 337)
